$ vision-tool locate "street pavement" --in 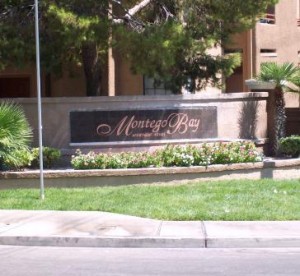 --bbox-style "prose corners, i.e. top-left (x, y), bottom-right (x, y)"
top-left (0, 210), bottom-right (299, 248)
top-left (1, 247), bottom-right (300, 276)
